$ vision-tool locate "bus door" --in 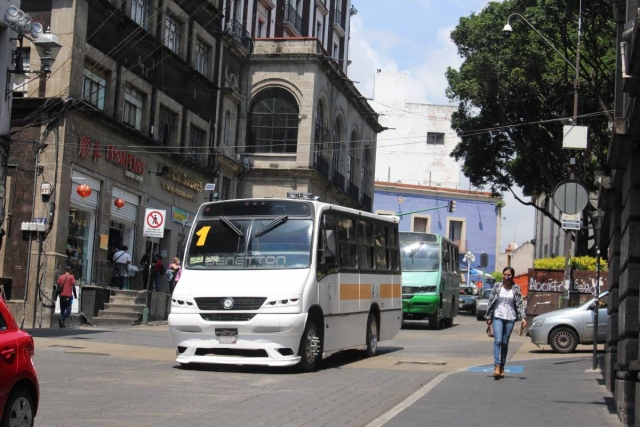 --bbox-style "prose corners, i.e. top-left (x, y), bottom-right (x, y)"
top-left (318, 213), bottom-right (339, 315)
